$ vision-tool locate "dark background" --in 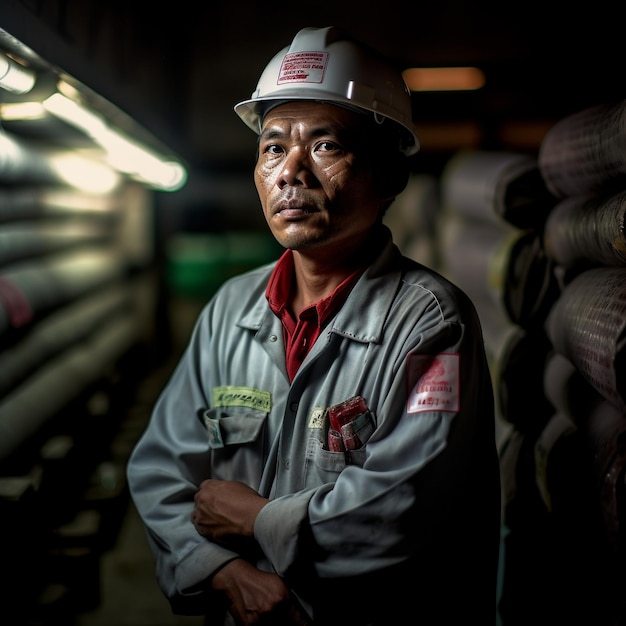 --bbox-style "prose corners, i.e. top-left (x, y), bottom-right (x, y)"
top-left (2, 0), bottom-right (624, 224)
